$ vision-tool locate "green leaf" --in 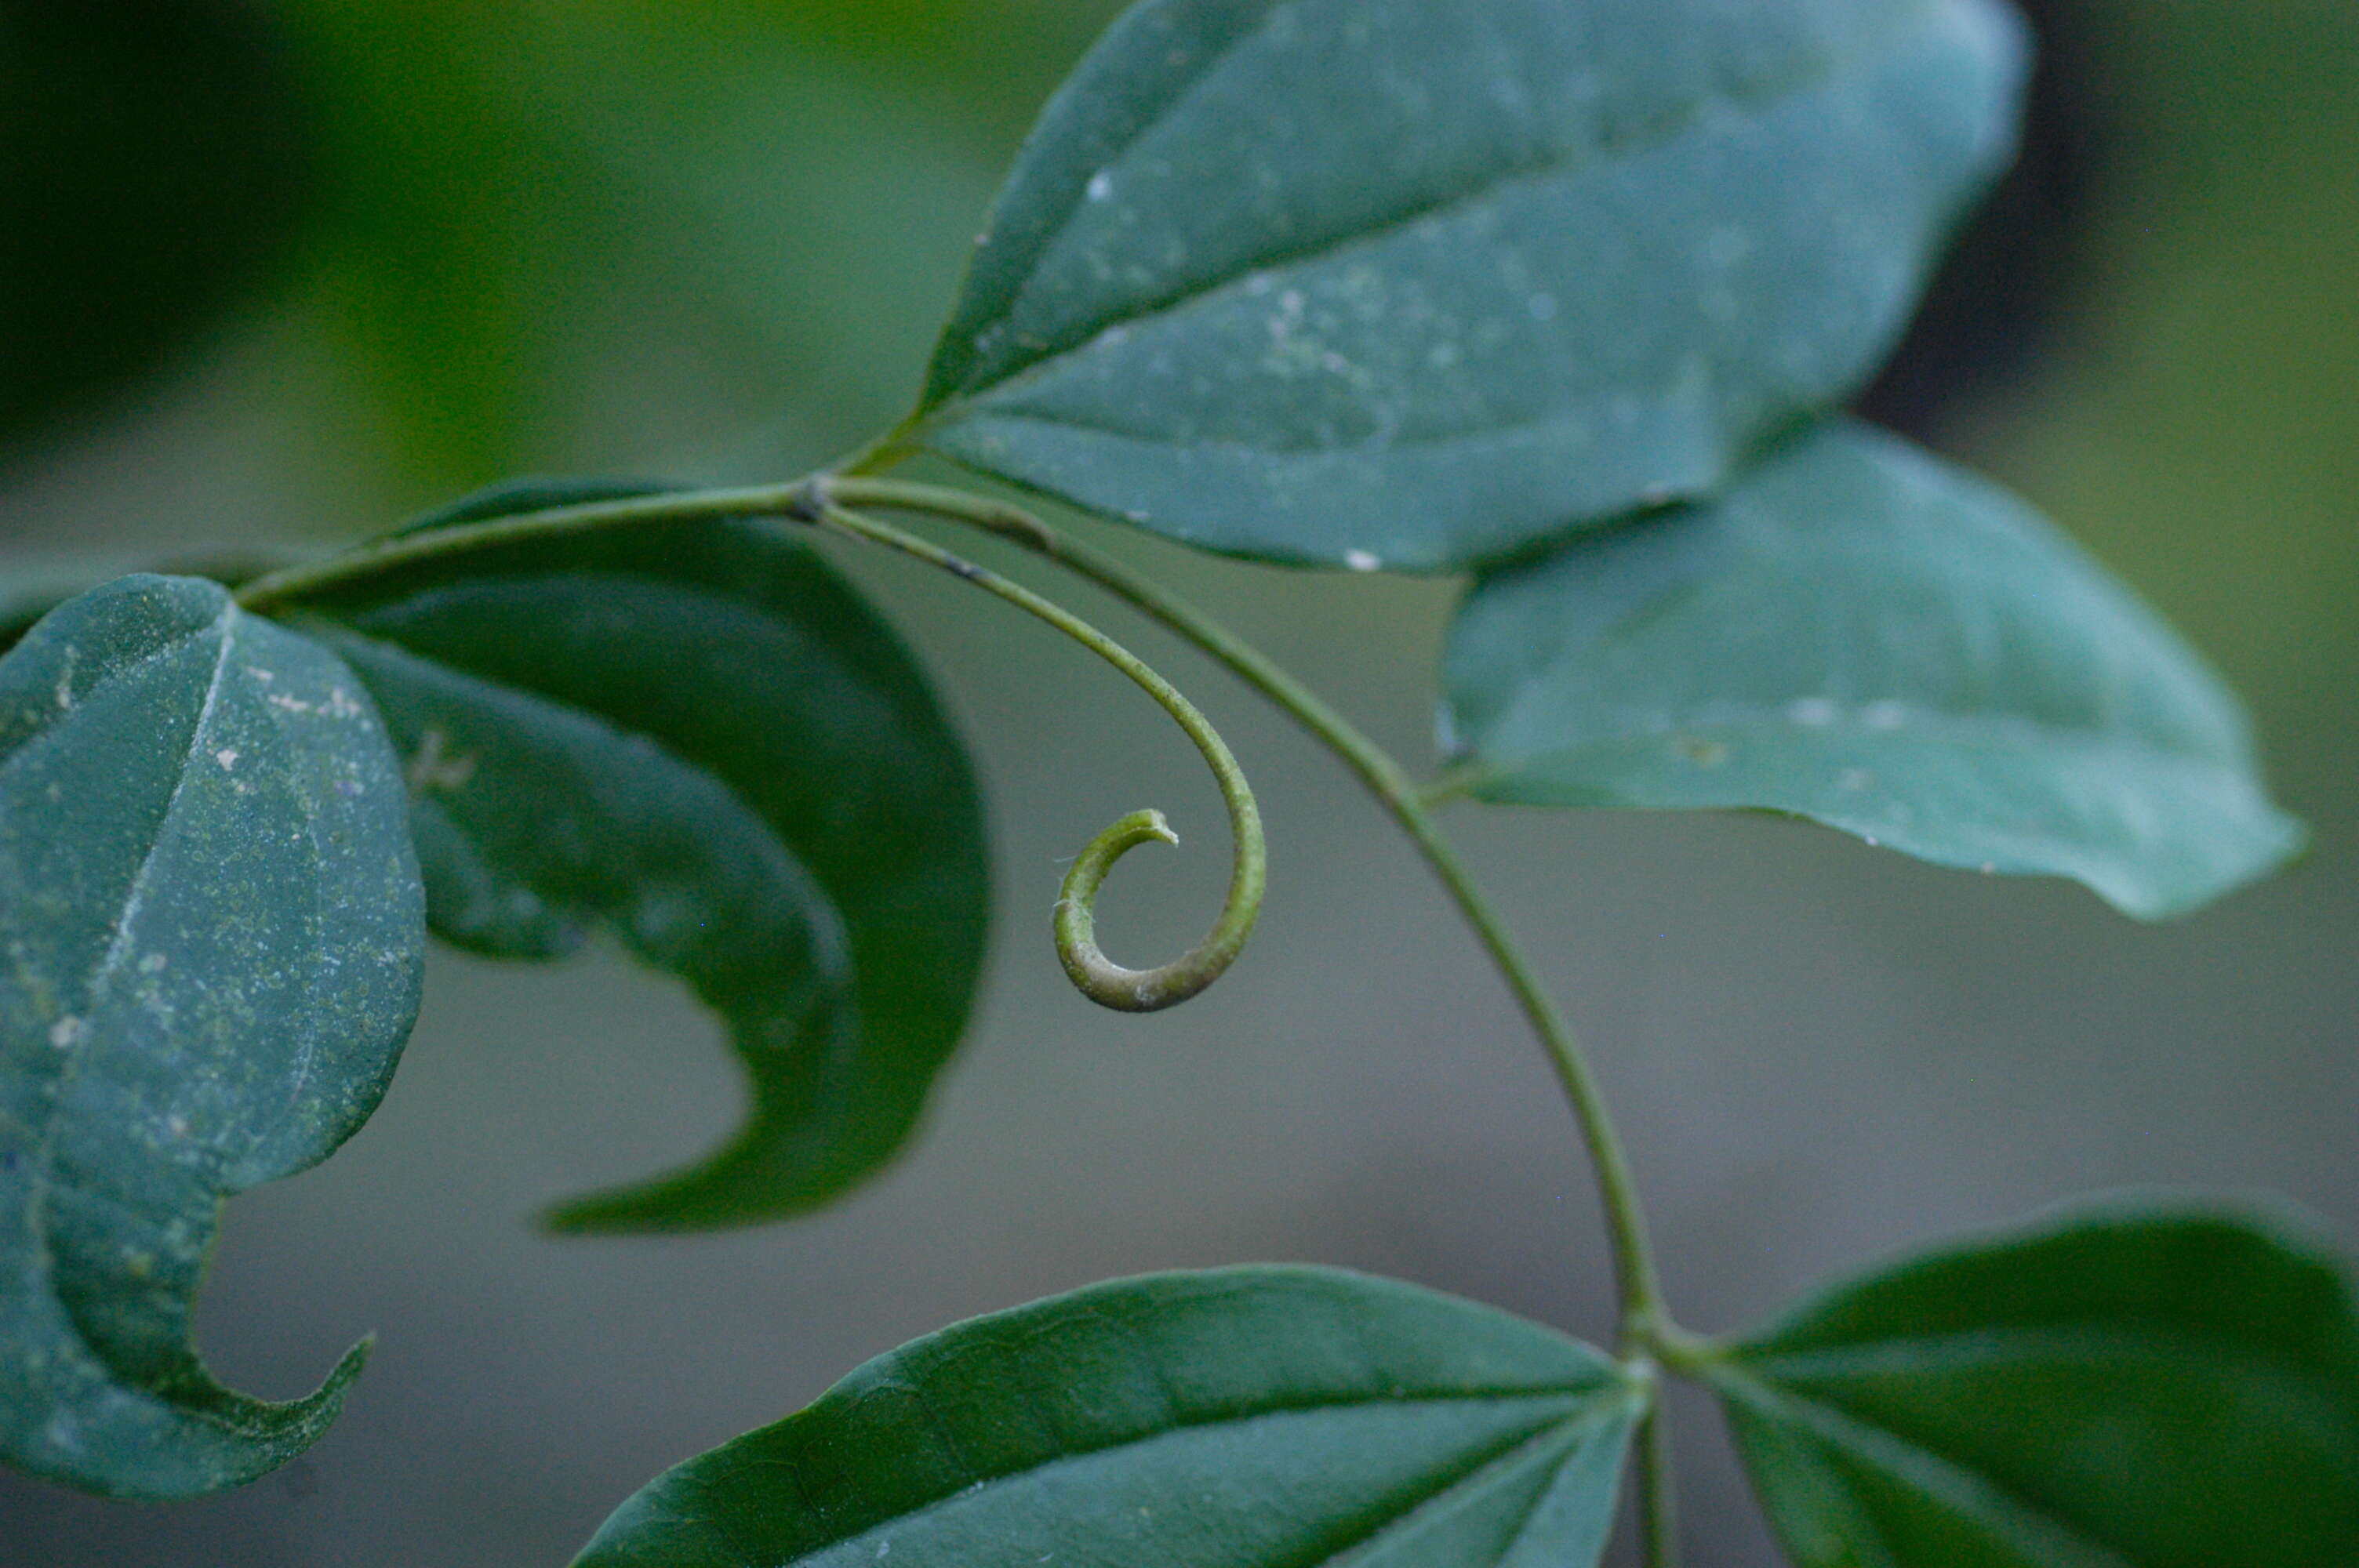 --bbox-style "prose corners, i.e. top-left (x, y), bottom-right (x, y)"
top-left (277, 492), bottom-right (989, 1231)
top-left (1698, 1198), bottom-right (2359, 1567)
top-left (907, 0), bottom-right (2028, 570)
top-left (1439, 422), bottom-right (2304, 917)
top-left (0, 575), bottom-right (425, 1499)
top-left (575, 1266), bottom-right (1643, 1568)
